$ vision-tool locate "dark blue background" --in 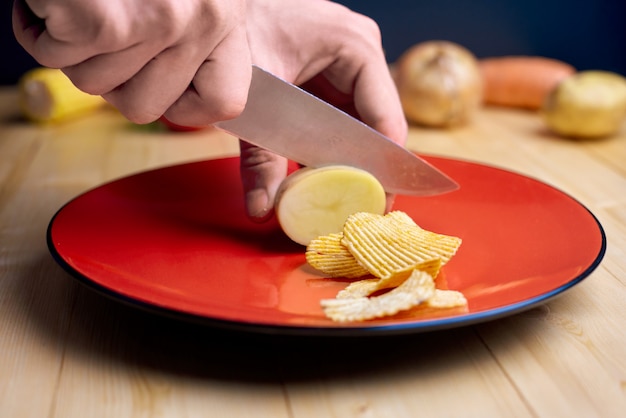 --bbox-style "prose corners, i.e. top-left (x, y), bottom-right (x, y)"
top-left (2, 0), bottom-right (625, 85)
top-left (337, 0), bottom-right (625, 74)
